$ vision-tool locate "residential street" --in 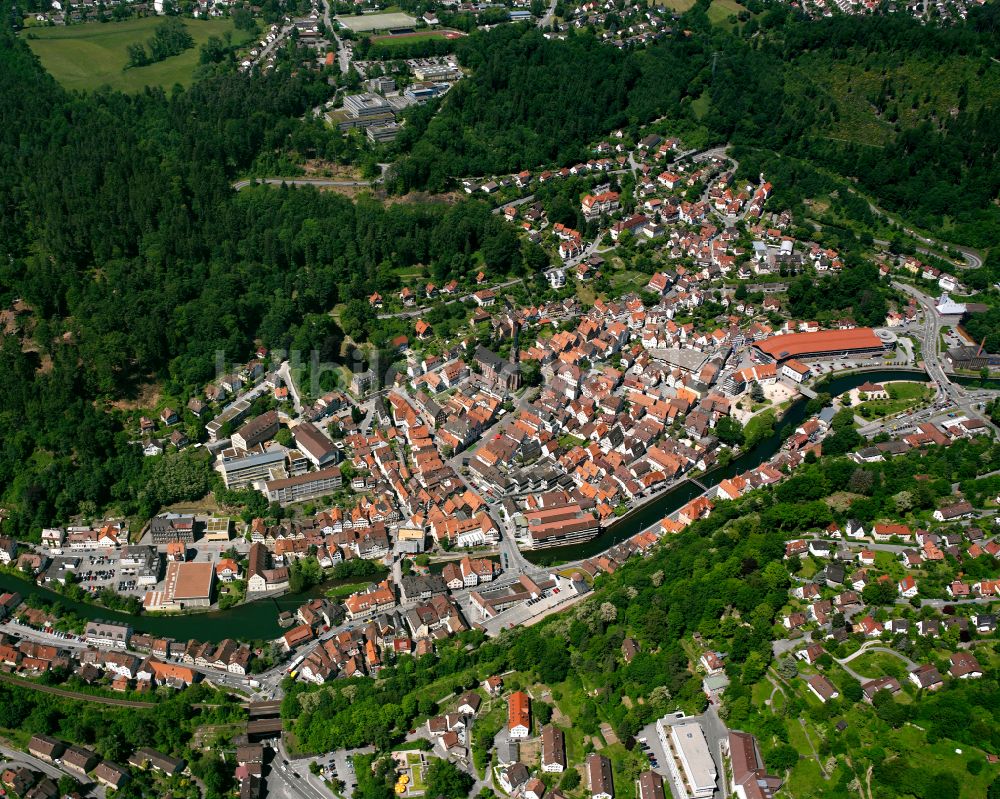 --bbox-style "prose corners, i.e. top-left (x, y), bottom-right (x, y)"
top-left (836, 642), bottom-right (916, 683)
